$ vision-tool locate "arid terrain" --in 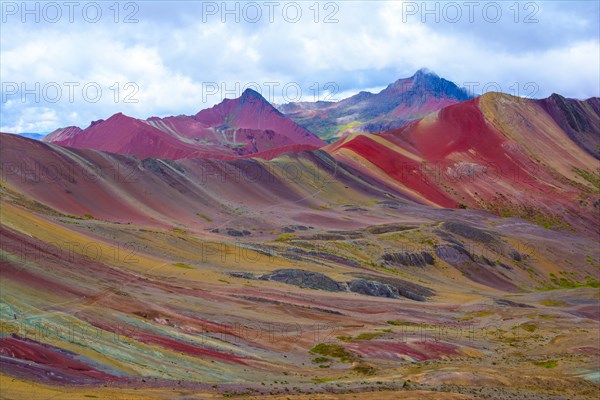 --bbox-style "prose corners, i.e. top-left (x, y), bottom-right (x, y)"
top-left (1, 73), bottom-right (599, 398)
